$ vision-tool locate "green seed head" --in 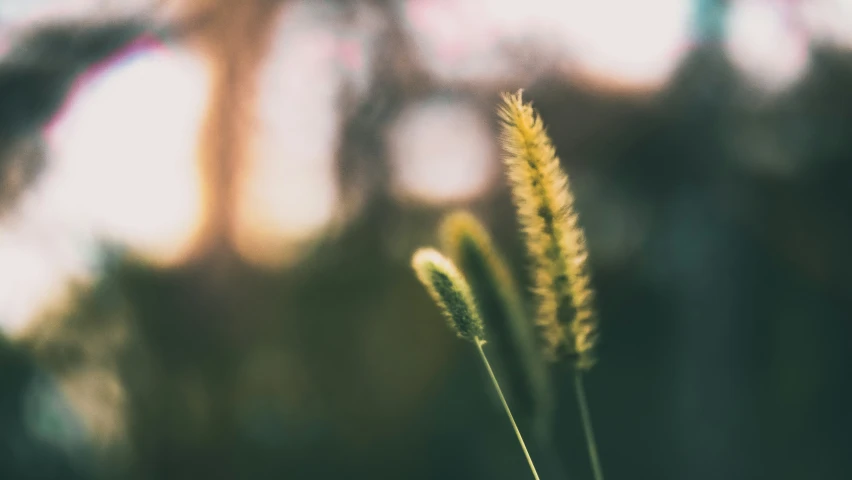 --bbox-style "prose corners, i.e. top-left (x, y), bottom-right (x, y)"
top-left (411, 248), bottom-right (485, 343)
